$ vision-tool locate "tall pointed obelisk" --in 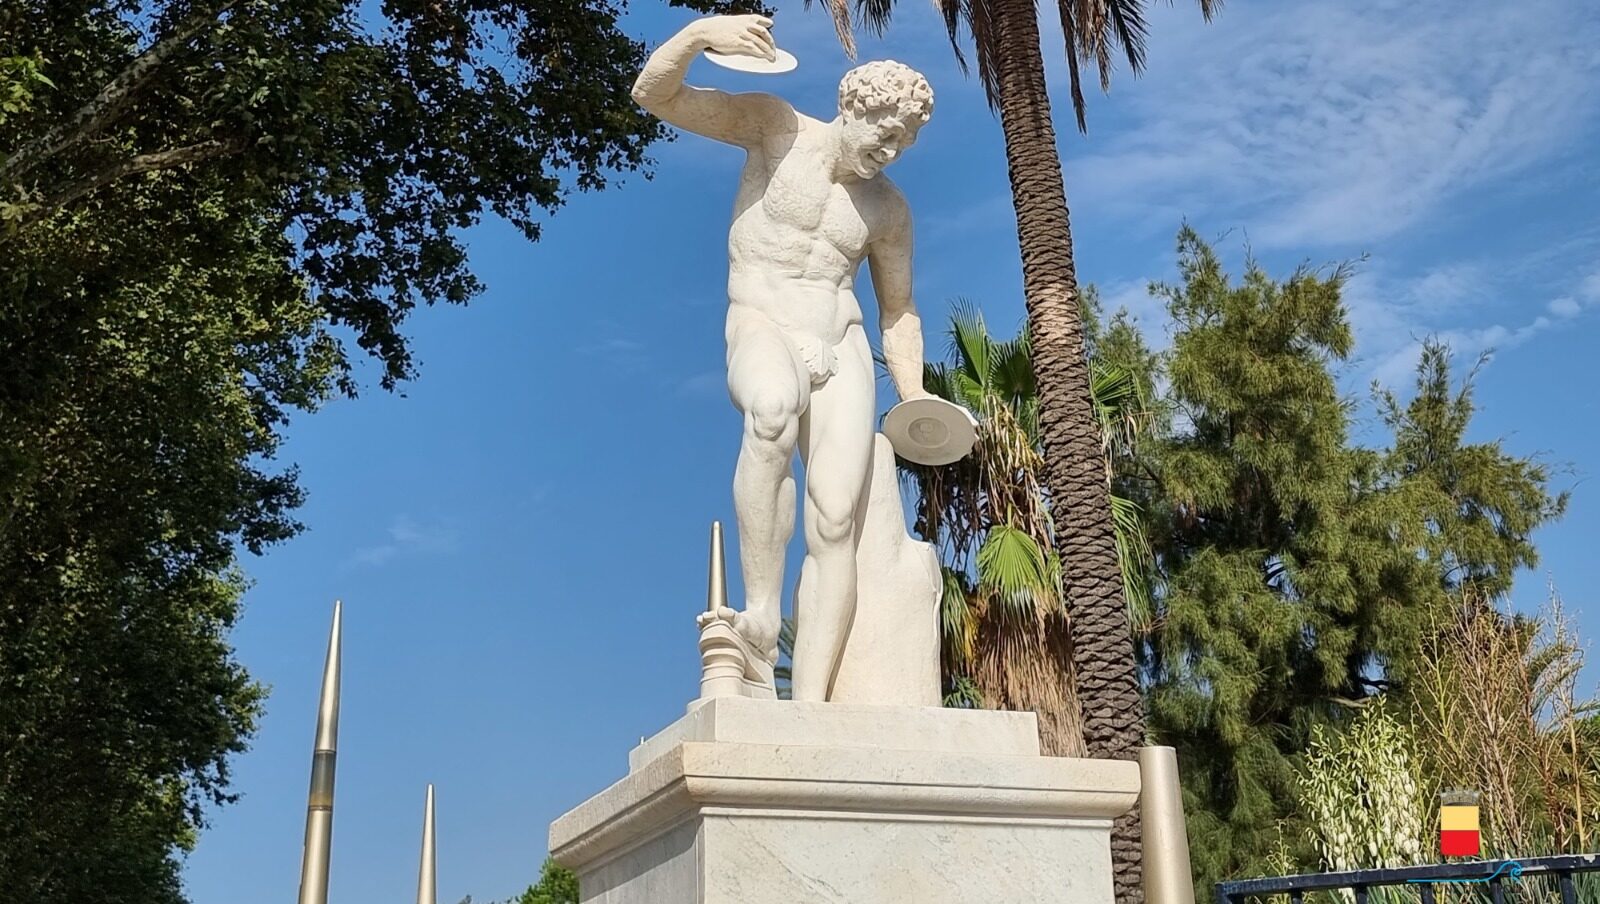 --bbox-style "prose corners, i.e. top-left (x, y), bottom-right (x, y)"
top-left (297, 600), bottom-right (342, 904)
top-left (416, 784), bottom-right (437, 904)
top-left (707, 520), bottom-right (727, 614)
